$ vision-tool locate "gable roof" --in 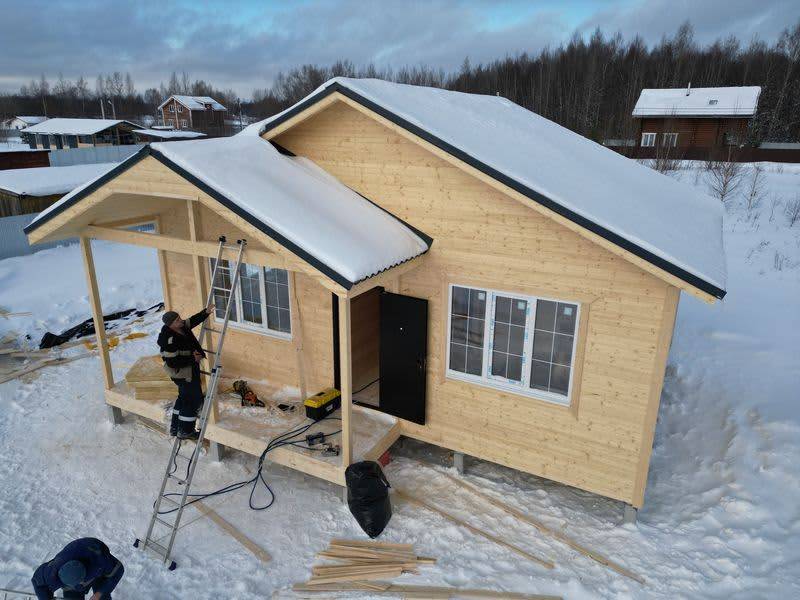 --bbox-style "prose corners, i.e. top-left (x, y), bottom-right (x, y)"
top-left (22, 118), bottom-right (142, 136)
top-left (25, 137), bottom-right (430, 289)
top-left (15, 116), bottom-right (48, 125)
top-left (633, 86), bottom-right (761, 117)
top-left (158, 95), bottom-right (227, 111)
top-left (244, 77), bottom-right (726, 300)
